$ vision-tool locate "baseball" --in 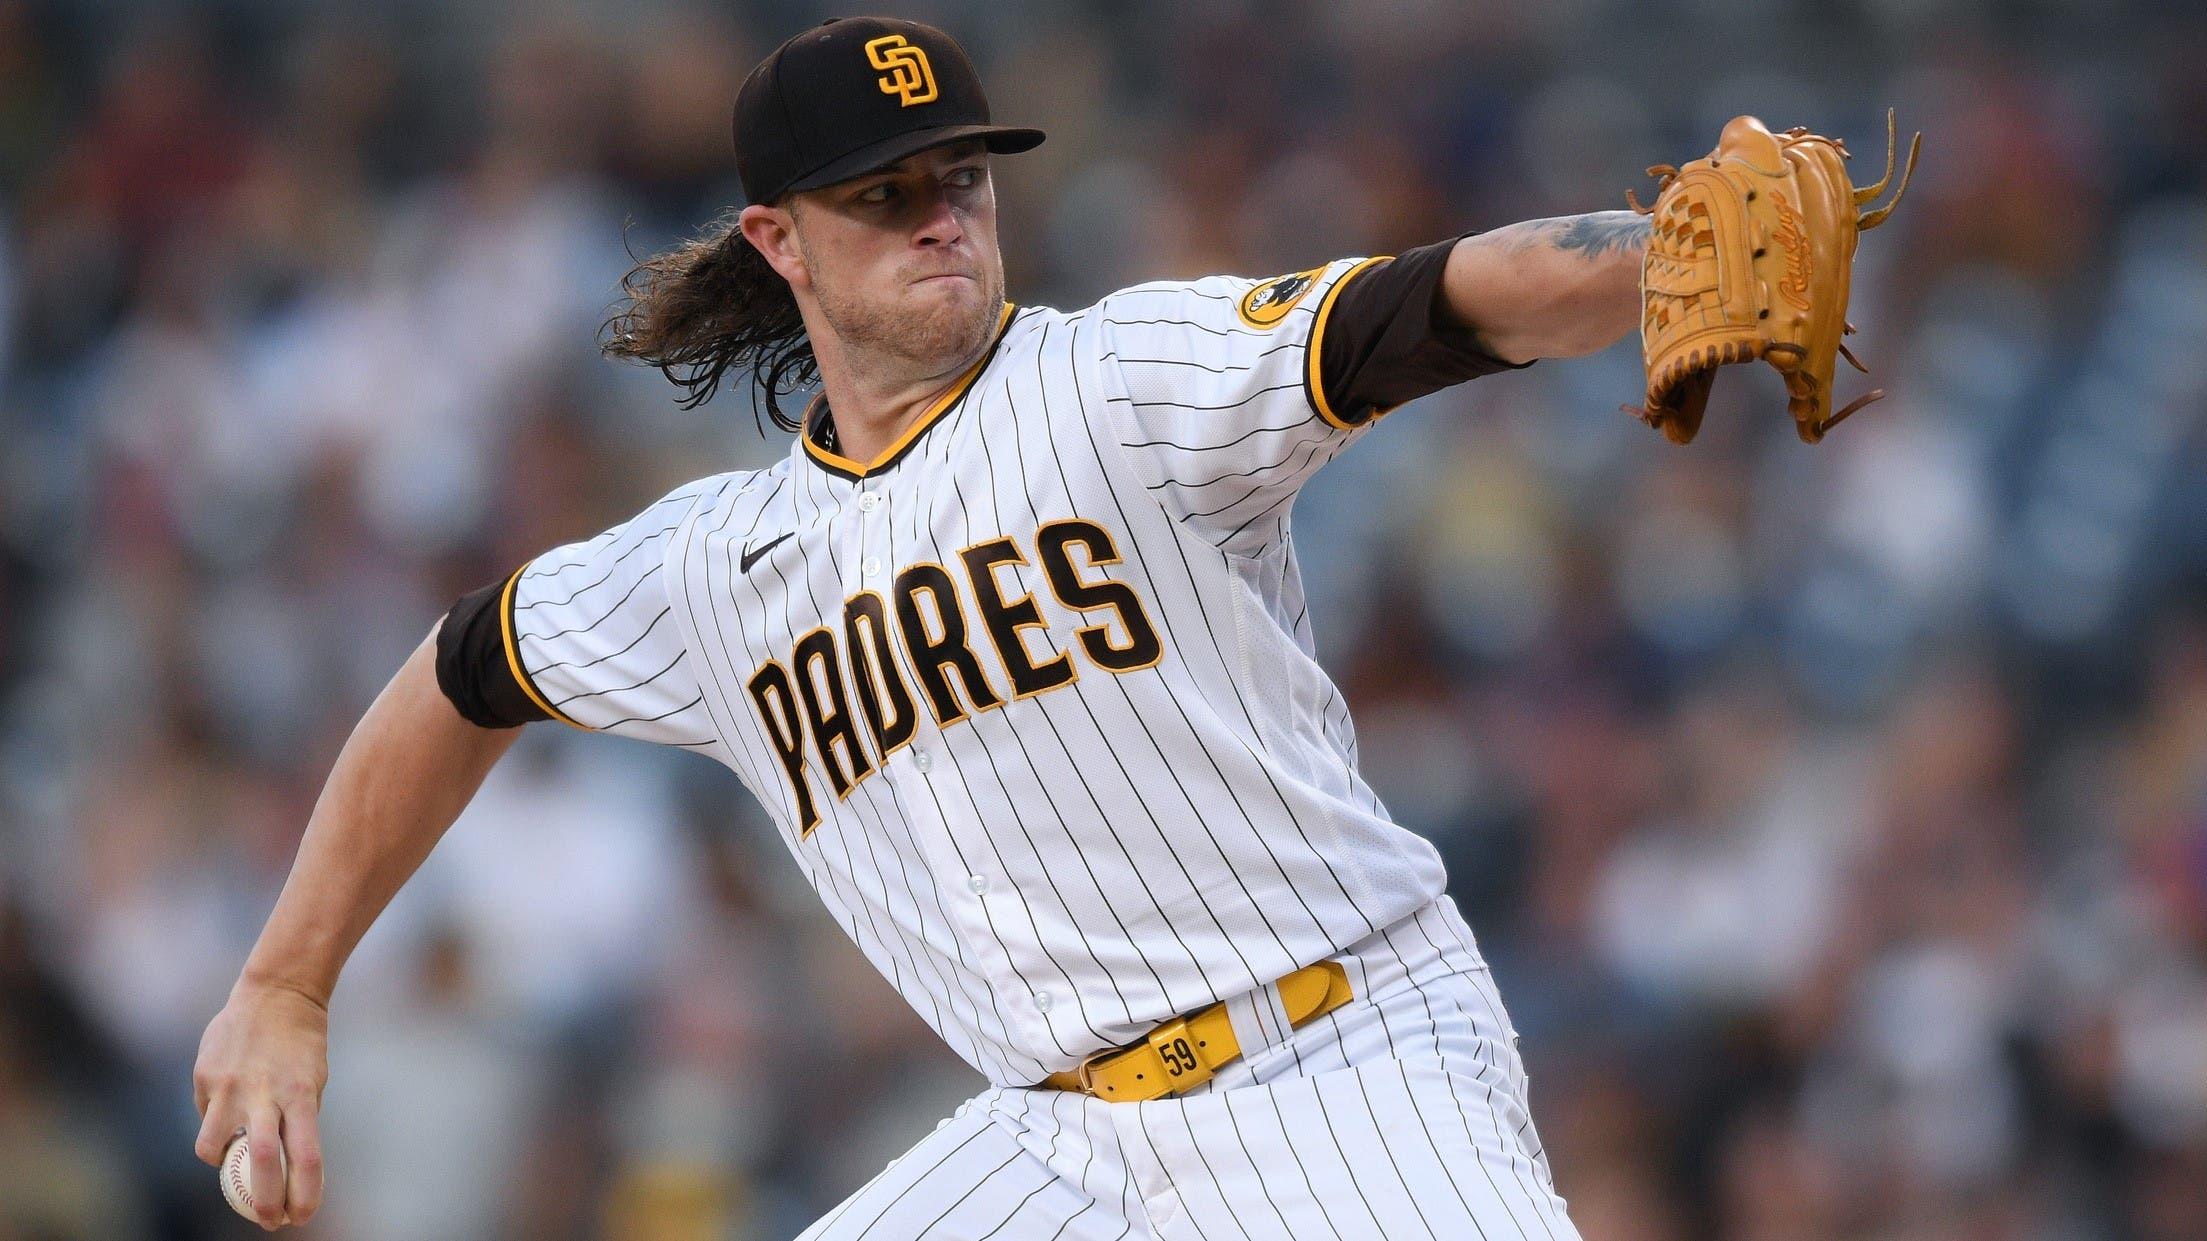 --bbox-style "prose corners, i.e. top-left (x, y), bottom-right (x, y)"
top-left (220, 1132), bottom-right (286, 1223)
